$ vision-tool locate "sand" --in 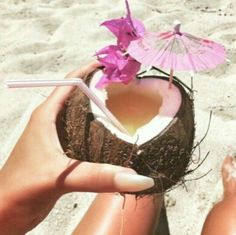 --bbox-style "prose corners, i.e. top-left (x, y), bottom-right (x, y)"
top-left (0, 0), bottom-right (236, 234)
